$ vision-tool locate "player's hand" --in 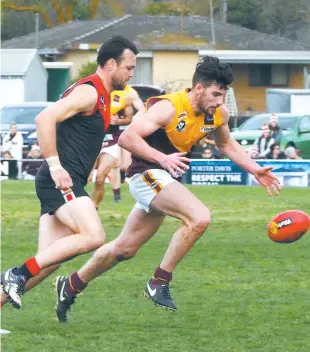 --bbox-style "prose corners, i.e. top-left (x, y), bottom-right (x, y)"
top-left (50, 167), bottom-right (73, 189)
top-left (253, 166), bottom-right (281, 196)
top-left (159, 152), bottom-right (190, 177)
top-left (110, 114), bottom-right (120, 125)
